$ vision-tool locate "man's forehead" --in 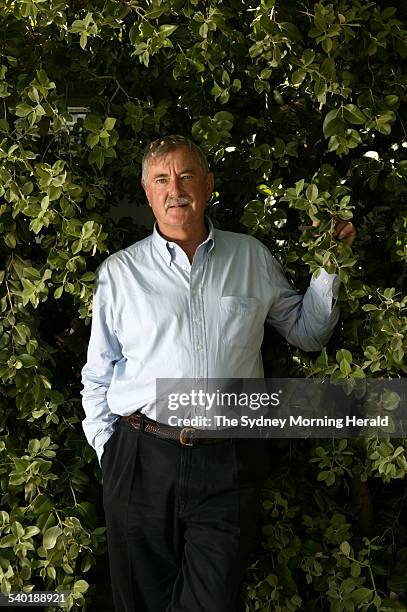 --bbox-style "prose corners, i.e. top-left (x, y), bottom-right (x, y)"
top-left (150, 167), bottom-right (197, 178)
top-left (148, 149), bottom-right (201, 173)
